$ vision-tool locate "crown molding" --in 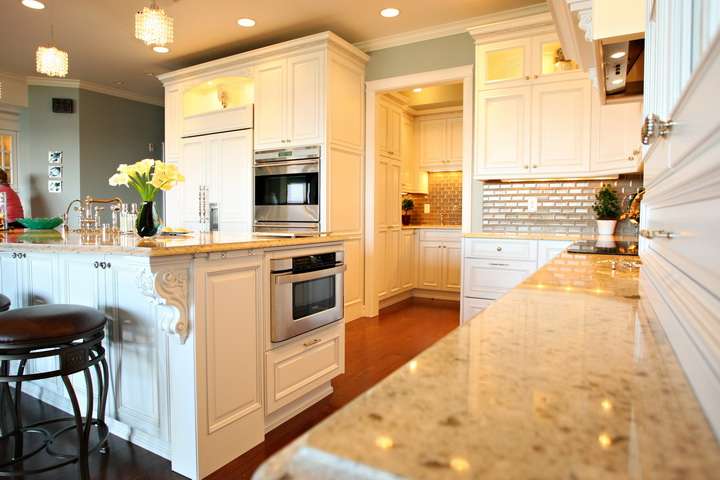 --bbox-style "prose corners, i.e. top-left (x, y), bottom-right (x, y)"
top-left (26, 76), bottom-right (164, 106)
top-left (354, 3), bottom-right (549, 52)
